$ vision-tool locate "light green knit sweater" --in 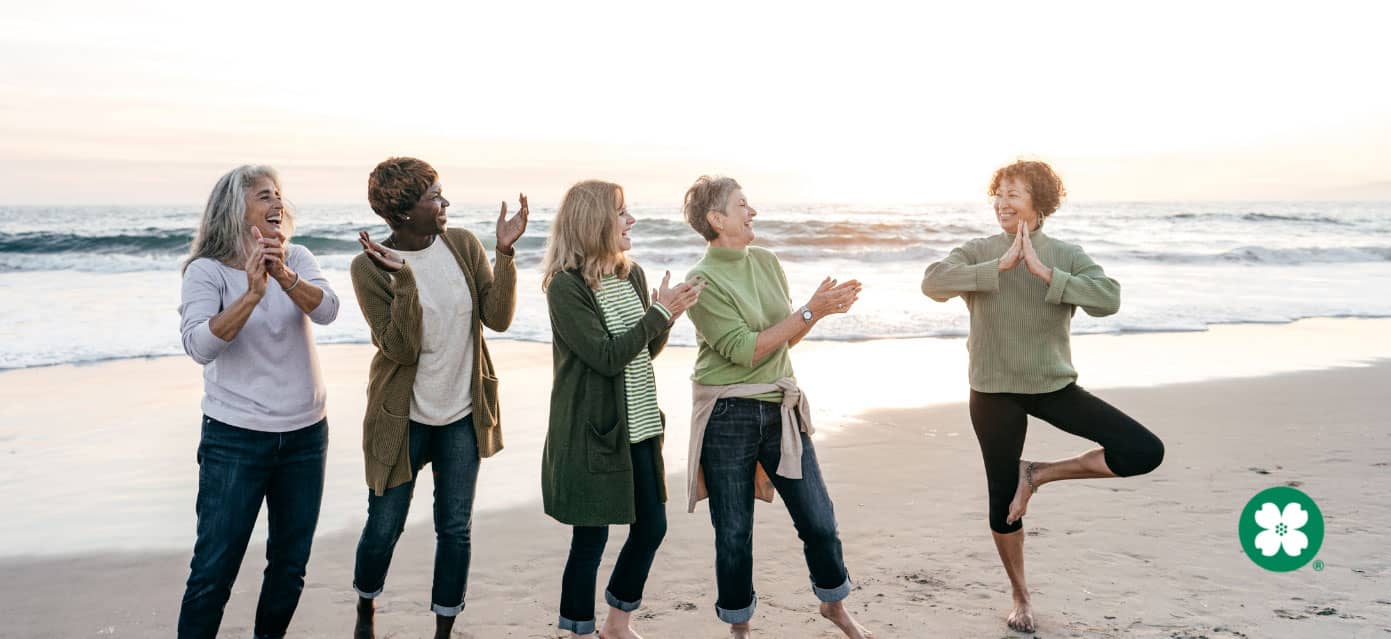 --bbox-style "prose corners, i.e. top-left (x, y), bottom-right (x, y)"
top-left (921, 228), bottom-right (1120, 394)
